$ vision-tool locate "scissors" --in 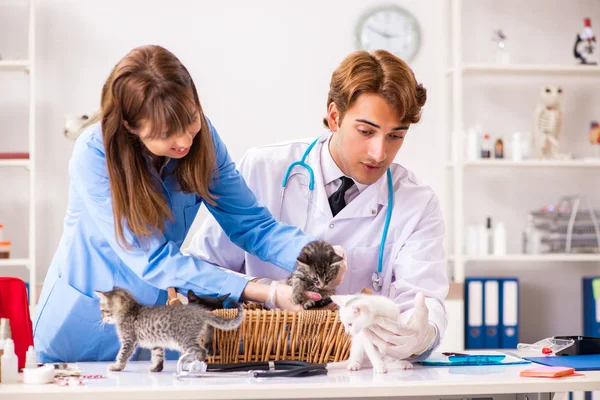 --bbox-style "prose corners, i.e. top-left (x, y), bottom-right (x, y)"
top-left (176, 359), bottom-right (327, 379)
